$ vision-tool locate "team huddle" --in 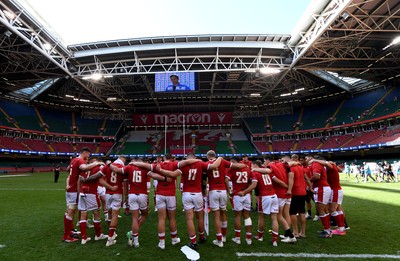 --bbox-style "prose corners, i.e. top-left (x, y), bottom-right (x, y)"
top-left (61, 147), bottom-right (348, 250)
